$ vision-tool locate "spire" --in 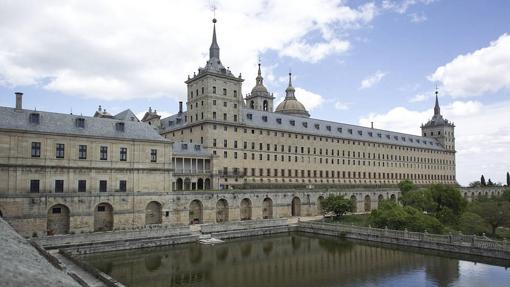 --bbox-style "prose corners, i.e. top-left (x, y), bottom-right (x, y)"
top-left (285, 73), bottom-right (296, 99)
top-left (209, 18), bottom-right (220, 60)
top-left (434, 88), bottom-right (440, 116)
top-left (256, 60), bottom-right (263, 85)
